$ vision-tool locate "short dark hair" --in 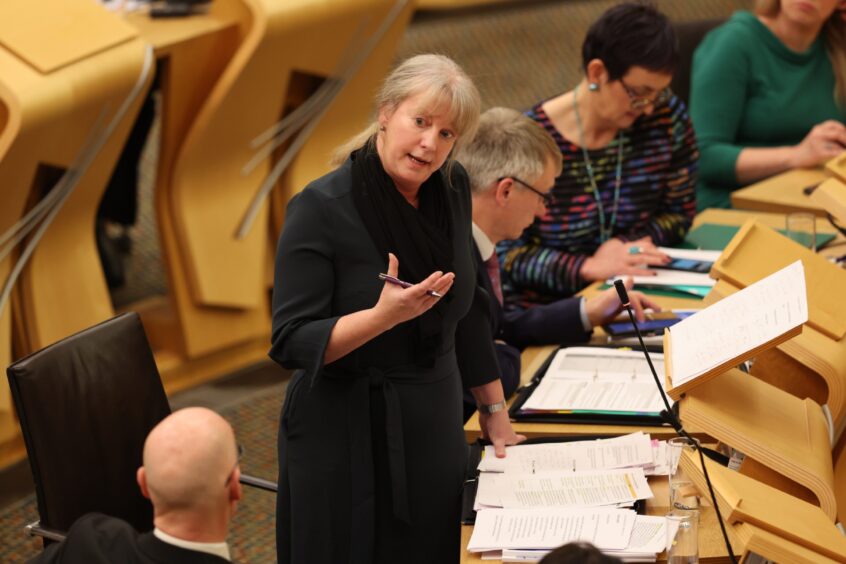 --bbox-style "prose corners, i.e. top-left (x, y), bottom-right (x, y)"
top-left (539, 542), bottom-right (622, 564)
top-left (581, 2), bottom-right (678, 80)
